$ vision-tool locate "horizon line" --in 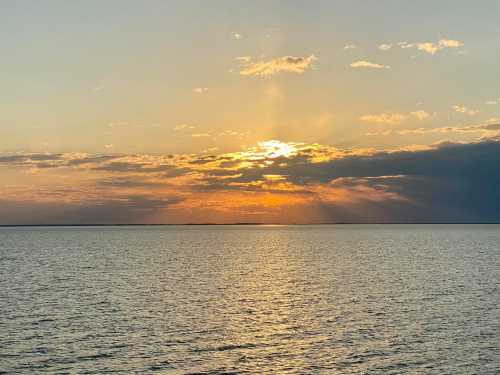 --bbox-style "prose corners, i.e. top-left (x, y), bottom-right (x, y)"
top-left (1, 222), bottom-right (500, 227)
